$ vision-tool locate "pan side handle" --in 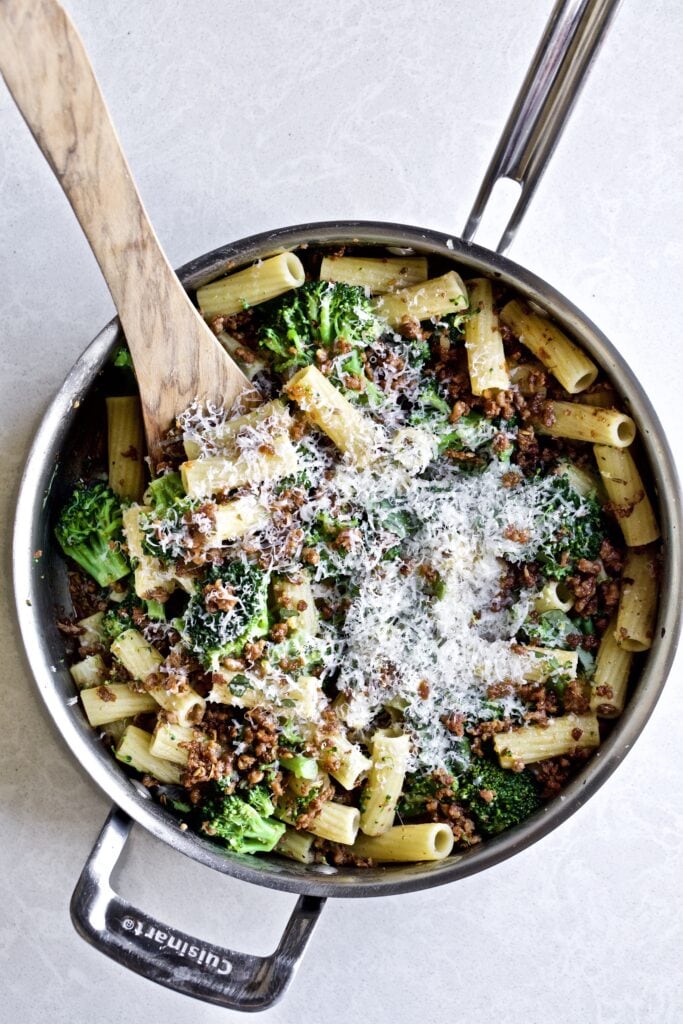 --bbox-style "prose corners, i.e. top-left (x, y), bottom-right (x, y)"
top-left (70, 808), bottom-right (325, 1012)
top-left (462, 0), bottom-right (622, 254)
